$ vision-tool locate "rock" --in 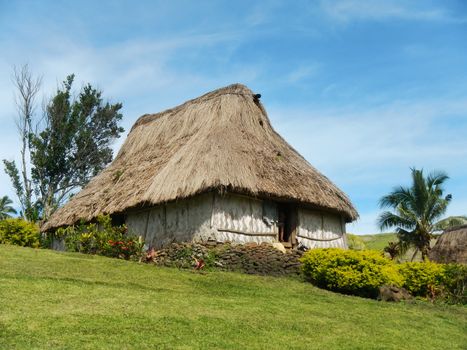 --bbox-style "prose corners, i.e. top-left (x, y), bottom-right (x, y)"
top-left (147, 241), bottom-right (303, 277)
top-left (272, 243), bottom-right (286, 254)
top-left (378, 286), bottom-right (413, 302)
